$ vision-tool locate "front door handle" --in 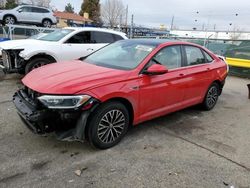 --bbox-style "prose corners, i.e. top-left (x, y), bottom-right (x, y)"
top-left (87, 48), bottom-right (94, 51)
top-left (179, 73), bottom-right (185, 77)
